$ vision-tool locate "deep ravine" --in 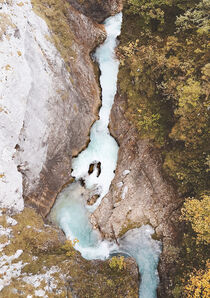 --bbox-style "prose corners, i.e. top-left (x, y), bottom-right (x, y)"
top-left (50, 13), bottom-right (161, 298)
